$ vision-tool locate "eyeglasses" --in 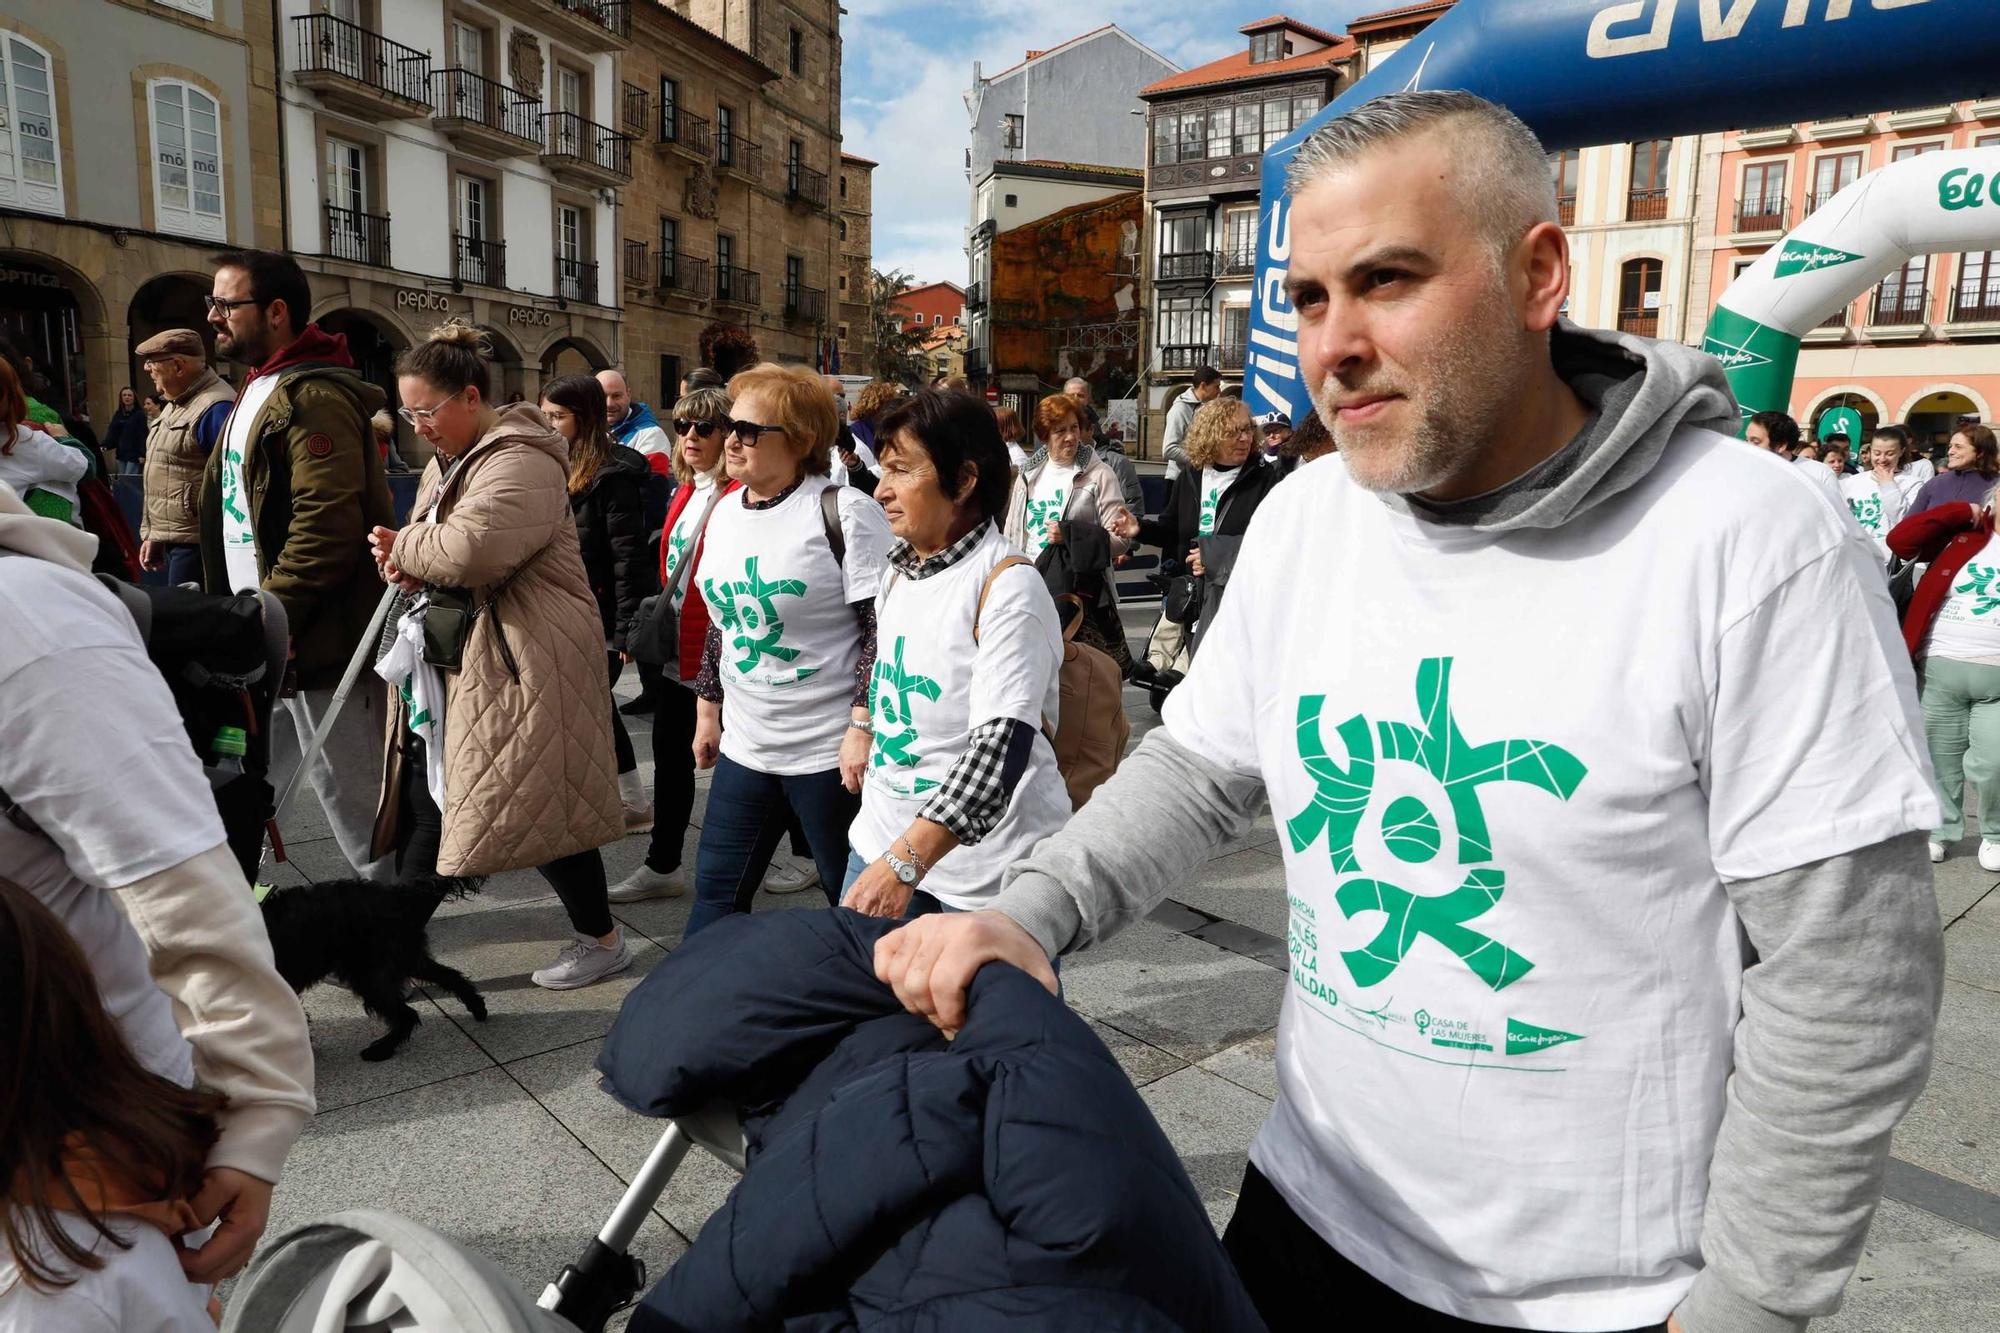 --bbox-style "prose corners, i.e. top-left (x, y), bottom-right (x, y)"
top-left (673, 418), bottom-right (721, 438)
top-left (203, 296), bottom-right (260, 315)
top-left (723, 420), bottom-right (785, 443)
top-left (397, 389), bottom-right (468, 426)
